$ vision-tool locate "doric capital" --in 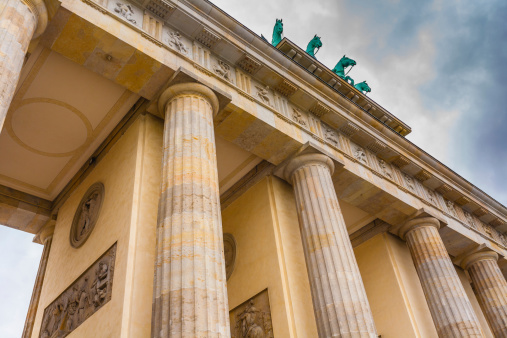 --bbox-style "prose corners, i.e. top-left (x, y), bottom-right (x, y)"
top-left (158, 82), bottom-right (219, 116)
top-left (21, 0), bottom-right (48, 39)
top-left (397, 216), bottom-right (440, 240)
top-left (283, 153), bottom-right (334, 184)
top-left (460, 250), bottom-right (499, 270)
